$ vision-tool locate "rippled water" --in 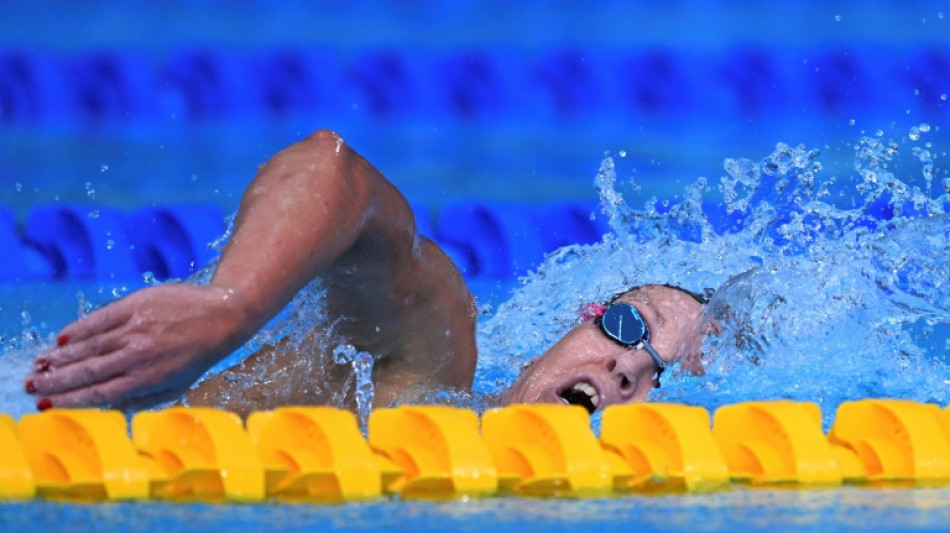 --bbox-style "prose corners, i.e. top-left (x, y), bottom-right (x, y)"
top-left (1, 127), bottom-right (948, 427)
top-left (0, 127), bottom-right (949, 533)
top-left (474, 126), bottom-right (950, 428)
top-left (4, 487), bottom-right (950, 533)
